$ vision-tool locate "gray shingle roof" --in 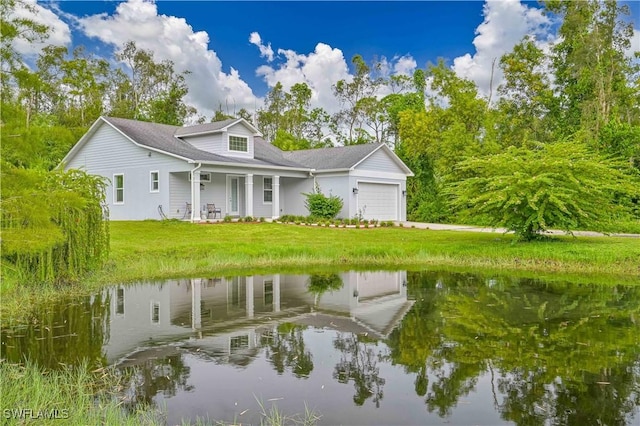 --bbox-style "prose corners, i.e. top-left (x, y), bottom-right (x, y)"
top-left (103, 117), bottom-right (305, 168)
top-left (100, 117), bottom-right (399, 173)
top-left (173, 118), bottom-right (240, 136)
top-left (283, 143), bottom-right (382, 170)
